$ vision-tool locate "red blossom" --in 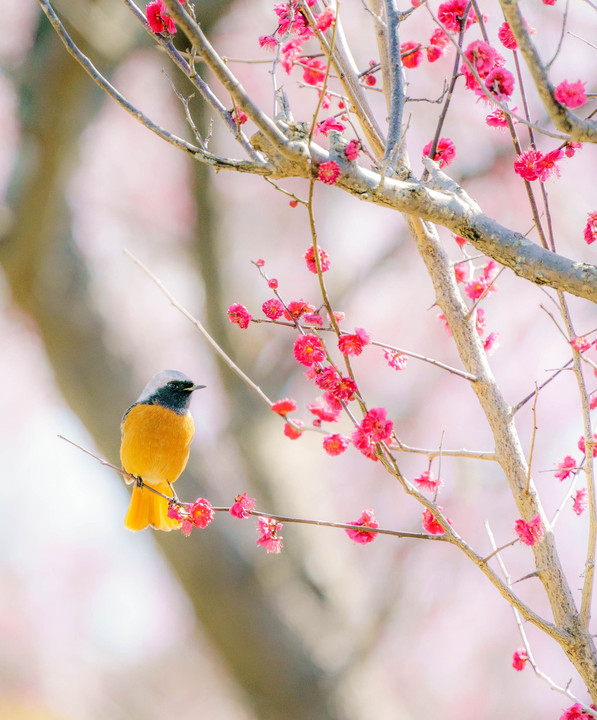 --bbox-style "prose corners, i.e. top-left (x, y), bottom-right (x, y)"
top-left (308, 397), bottom-right (341, 422)
top-left (590, 391), bottom-right (597, 410)
top-left (293, 333), bottom-right (326, 366)
top-left (318, 92), bottom-right (331, 111)
top-left (188, 497), bottom-right (215, 530)
top-left (305, 246), bottom-right (331, 273)
top-left (284, 419), bottom-right (304, 439)
top-left (454, 235), bottom-right (467, 246)
top-left (318, 160), bottom-right (341, 185)
top-left (437, 312), bottom-right (452, 336)
top-left (281, 37), bottom-right (305, 74)
top-left (498, 22), bottom-right (518, 49)
top-left (578, 433), bottom-right (597, 457)
top-left (423, 137), bottom-right (456, 168)
top-left (146, 0), bottom-right (178, 34)
top-left (555, 455), bottom-right (577, 481)
top-left (463, 40), bottom-right (504, 81)
top-left (554, 80), bottom-right (587, 109)
top-left (316, 117), bottom-right (346, 136)
top-left (364, 74), bottom-right (377, 86)
top-left (534, 148), bottom-right (564, 181)
top-left (514, 515), bottom-right (544, 546)
top-left (573, 489), bottom-right (589, 516)
top-left (430, 28), bottom-right (448, 46)
top-left (485, 106), bottom-right (516, 129)
top-left (284, 299), bottom-right (315, 321)
top-left (475, 307), bottom-right (486, 335)
top-left (315, 7), bottom-right (335, 31)
top-left (345, 139), bottom-right (361, 161)
top-left (303, 312), bottom-right (323, 326)
top-left (256, 516), bottom-right (283, 554)
top-left (345, 509), bottom-right (379, 544)
top-left (262, 298), bottom-right (284, 320)
top-left (351, 427), bottom-right (378, 461)
top-left (513, 149), bottom-right (542, 182)
top-left (584, 212), bottom-right (597, 245)
top-left (230, 492), bottom-right (256, 519)
top-left (512, 648), bottom-right (529, 671)
top-left (401, 41), bottom-right (423, 69)
top-left (571, 336), bottom-right (592, 353)
top-left (483, 331), bottom-right (500, 355)
top-left (227, 303), bottom-right (252, 329)
top-left (565, 141), bottom-right (582, 158)
top-left (258, 35), bottom-right (277, 50)
top-left (271, 398), bottom-right (297, 416)
top-left (438, 0), bottom-right (476, 31)
top-left (230, 108), bottom-right (248, 125)
top-left (465, 276), bottom-right (492, 301)
top-left (359, 407), bottom-right (393, 442)
top-left (323, 433), bottom-right (349, 456)
top-left (167, 504), bottom-right (183, 521)
top-left (422, 507), bottom-right (447, 535)
top-left (413, 470), bottom-right (443, 492)
top-left (454, 263), bottom-right (469, 283)
top-left (426, 45), bottom-right (444, 63)
top-left (484, 67), bottom-right (515, 100)
top-left (384, 349), bottom-right (408, 371)
top-left (338, 327), bottom-right (371, 356)
top-left (301, 57), bottom-right (327, 86)
top-left (314, 367), bottom-right (358, 402)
